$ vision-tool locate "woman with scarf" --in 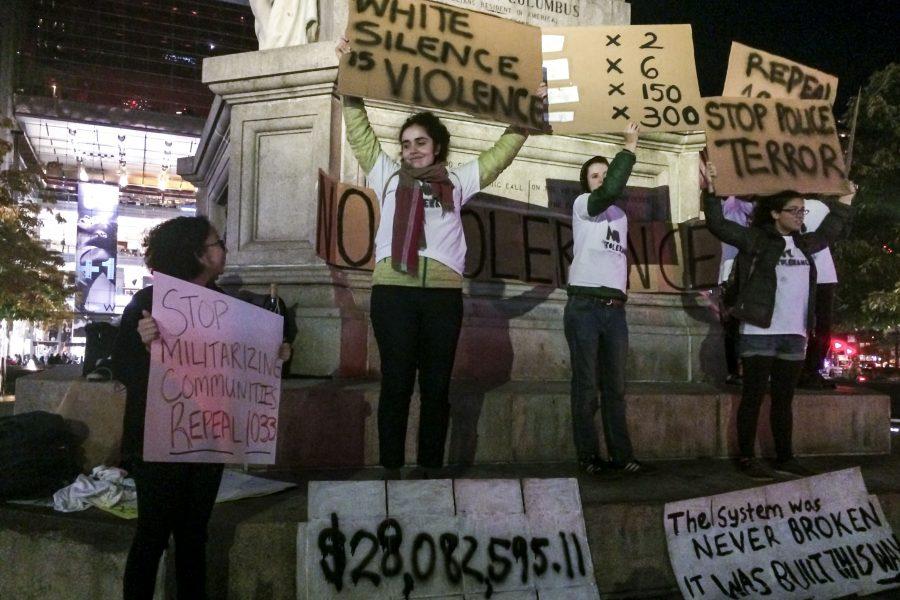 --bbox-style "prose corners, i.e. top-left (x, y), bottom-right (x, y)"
top-left (335, 37), bottom-right (542, 474)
